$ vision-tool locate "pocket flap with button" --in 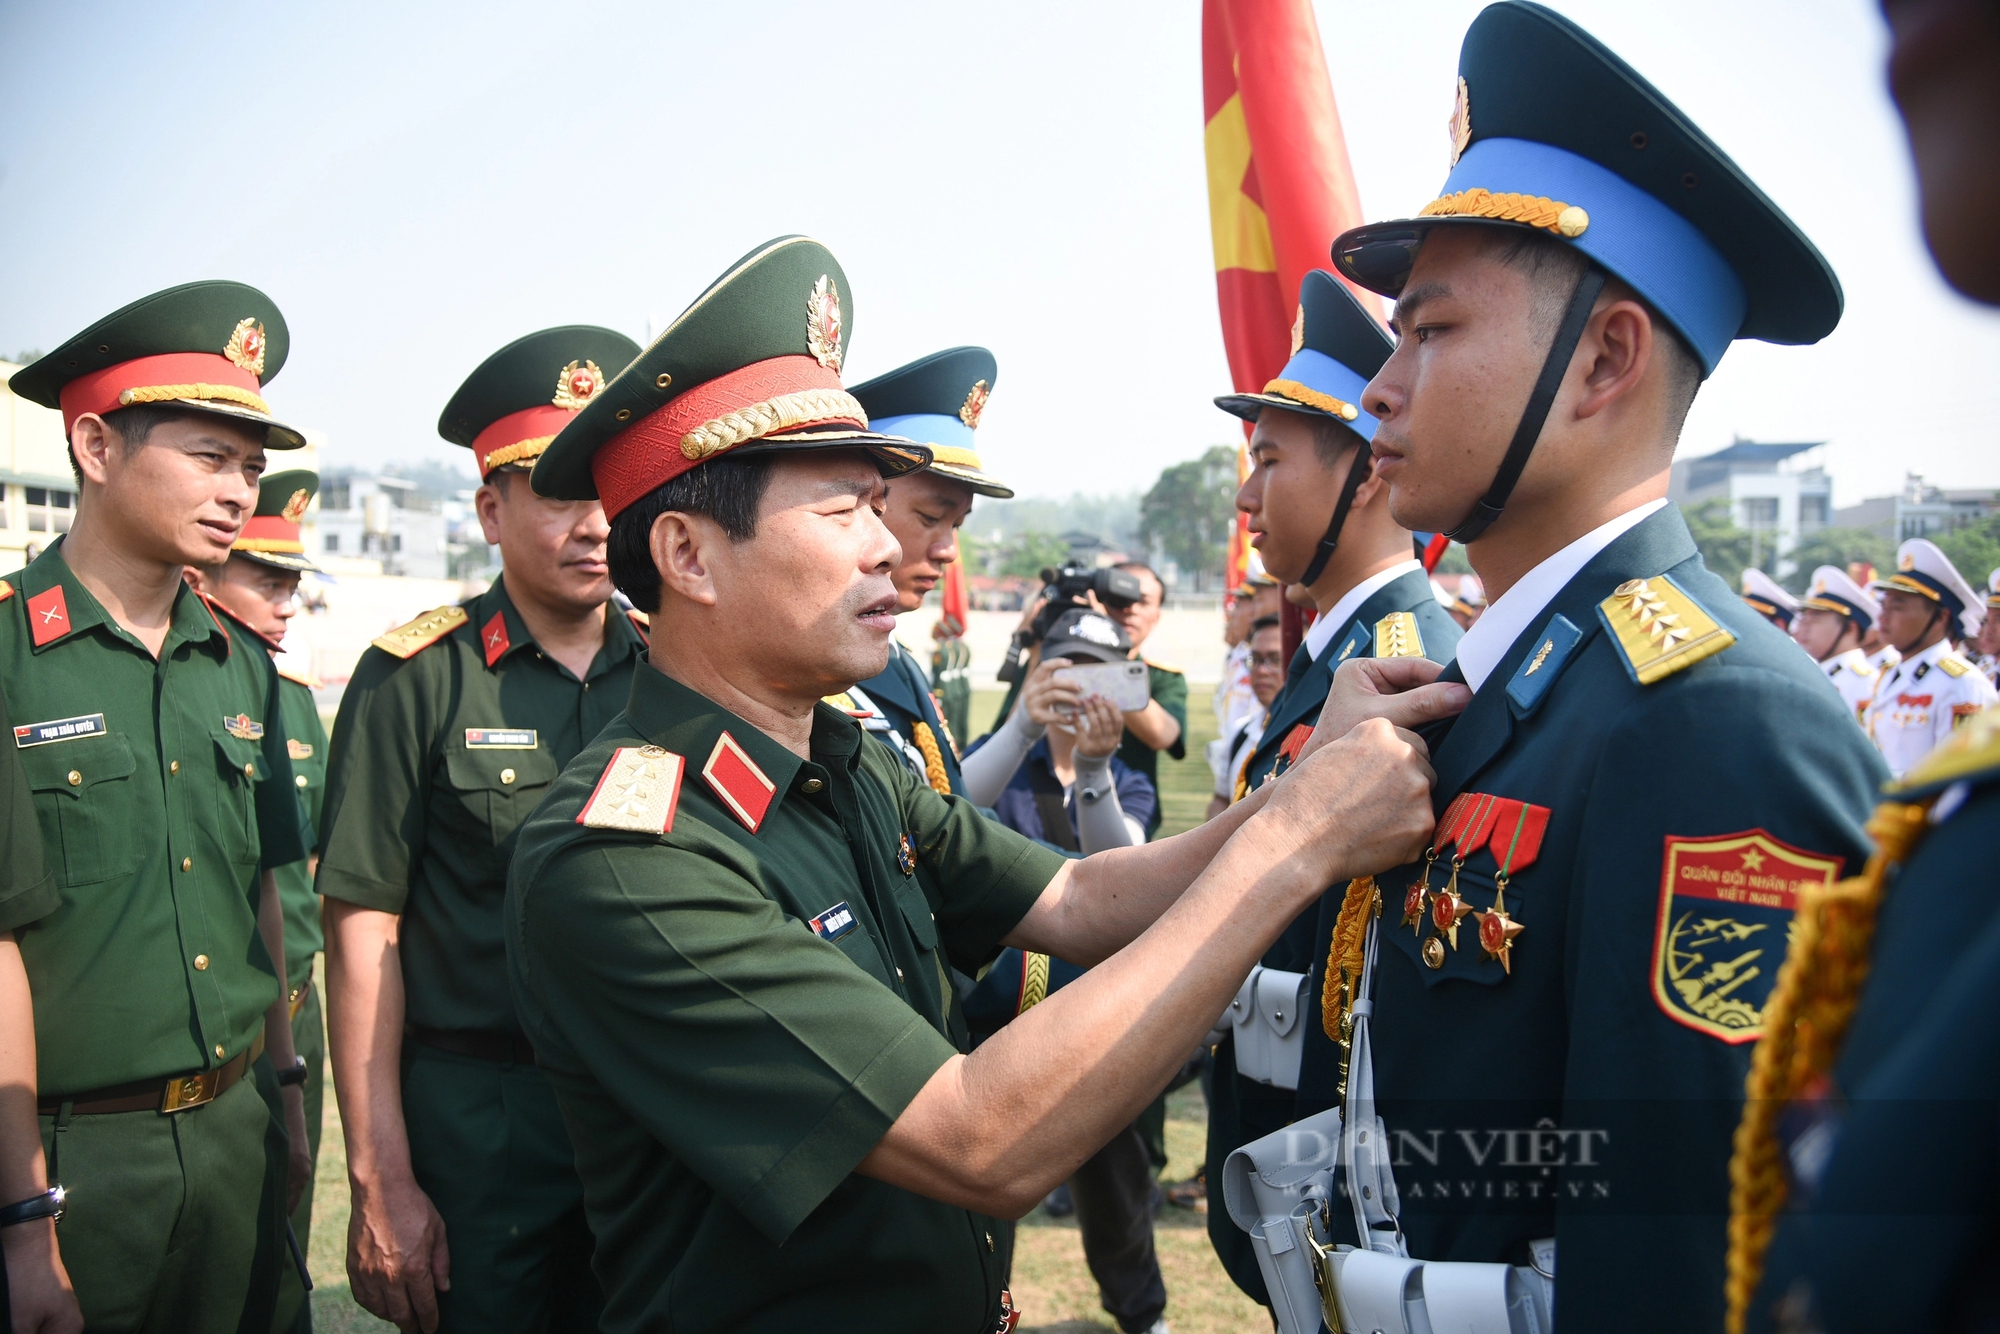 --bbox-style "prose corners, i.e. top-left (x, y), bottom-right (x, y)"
top-left (443, 744), bottom-right (559, 794)
top-left (1256, 967), bottom-right (1307, 1038)
top-left (21, 732), bottom-right (137, 796)
top-left (891, 880), bottom-right (940, 952)
top-left (211, 728), bottom-right (266, 783)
